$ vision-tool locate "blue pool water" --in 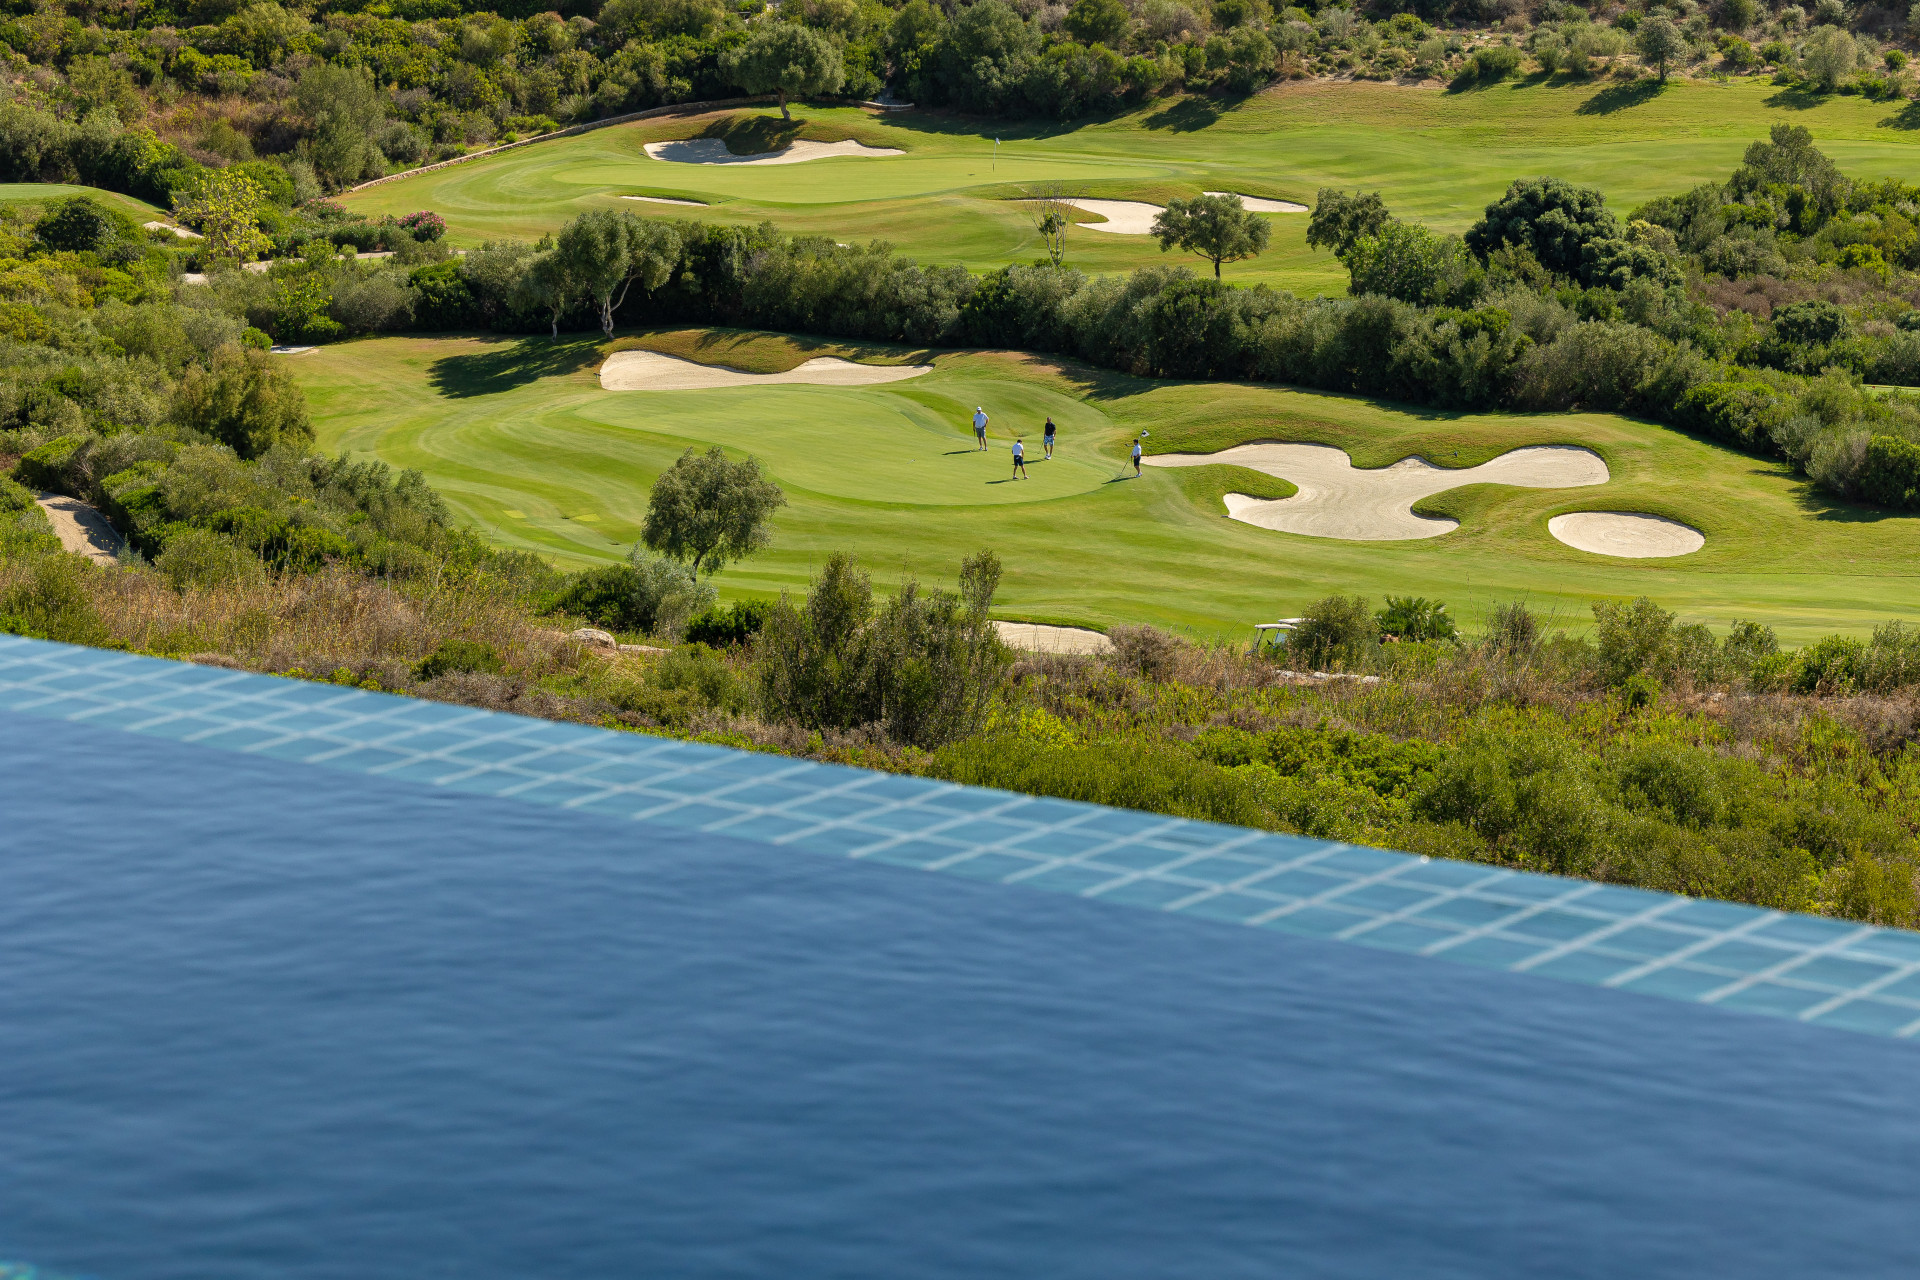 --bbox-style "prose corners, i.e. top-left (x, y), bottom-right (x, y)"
top-left (3, 660), bottom-right (1920, 1276)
